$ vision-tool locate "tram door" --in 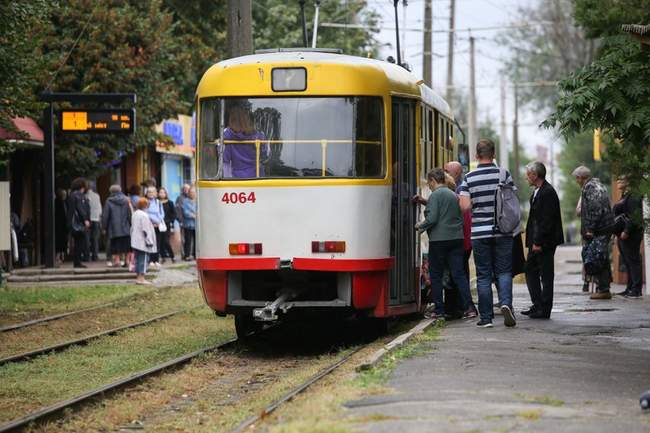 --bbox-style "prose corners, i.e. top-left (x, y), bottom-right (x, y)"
top-left (390, 98), bottom-right (417, 305)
